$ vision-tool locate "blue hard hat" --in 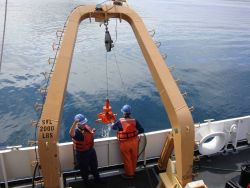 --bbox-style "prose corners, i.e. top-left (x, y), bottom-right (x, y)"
top-left (74, 114), bottom-right (88, 125)
top-left (121, 104), bottom-right (131, 114)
